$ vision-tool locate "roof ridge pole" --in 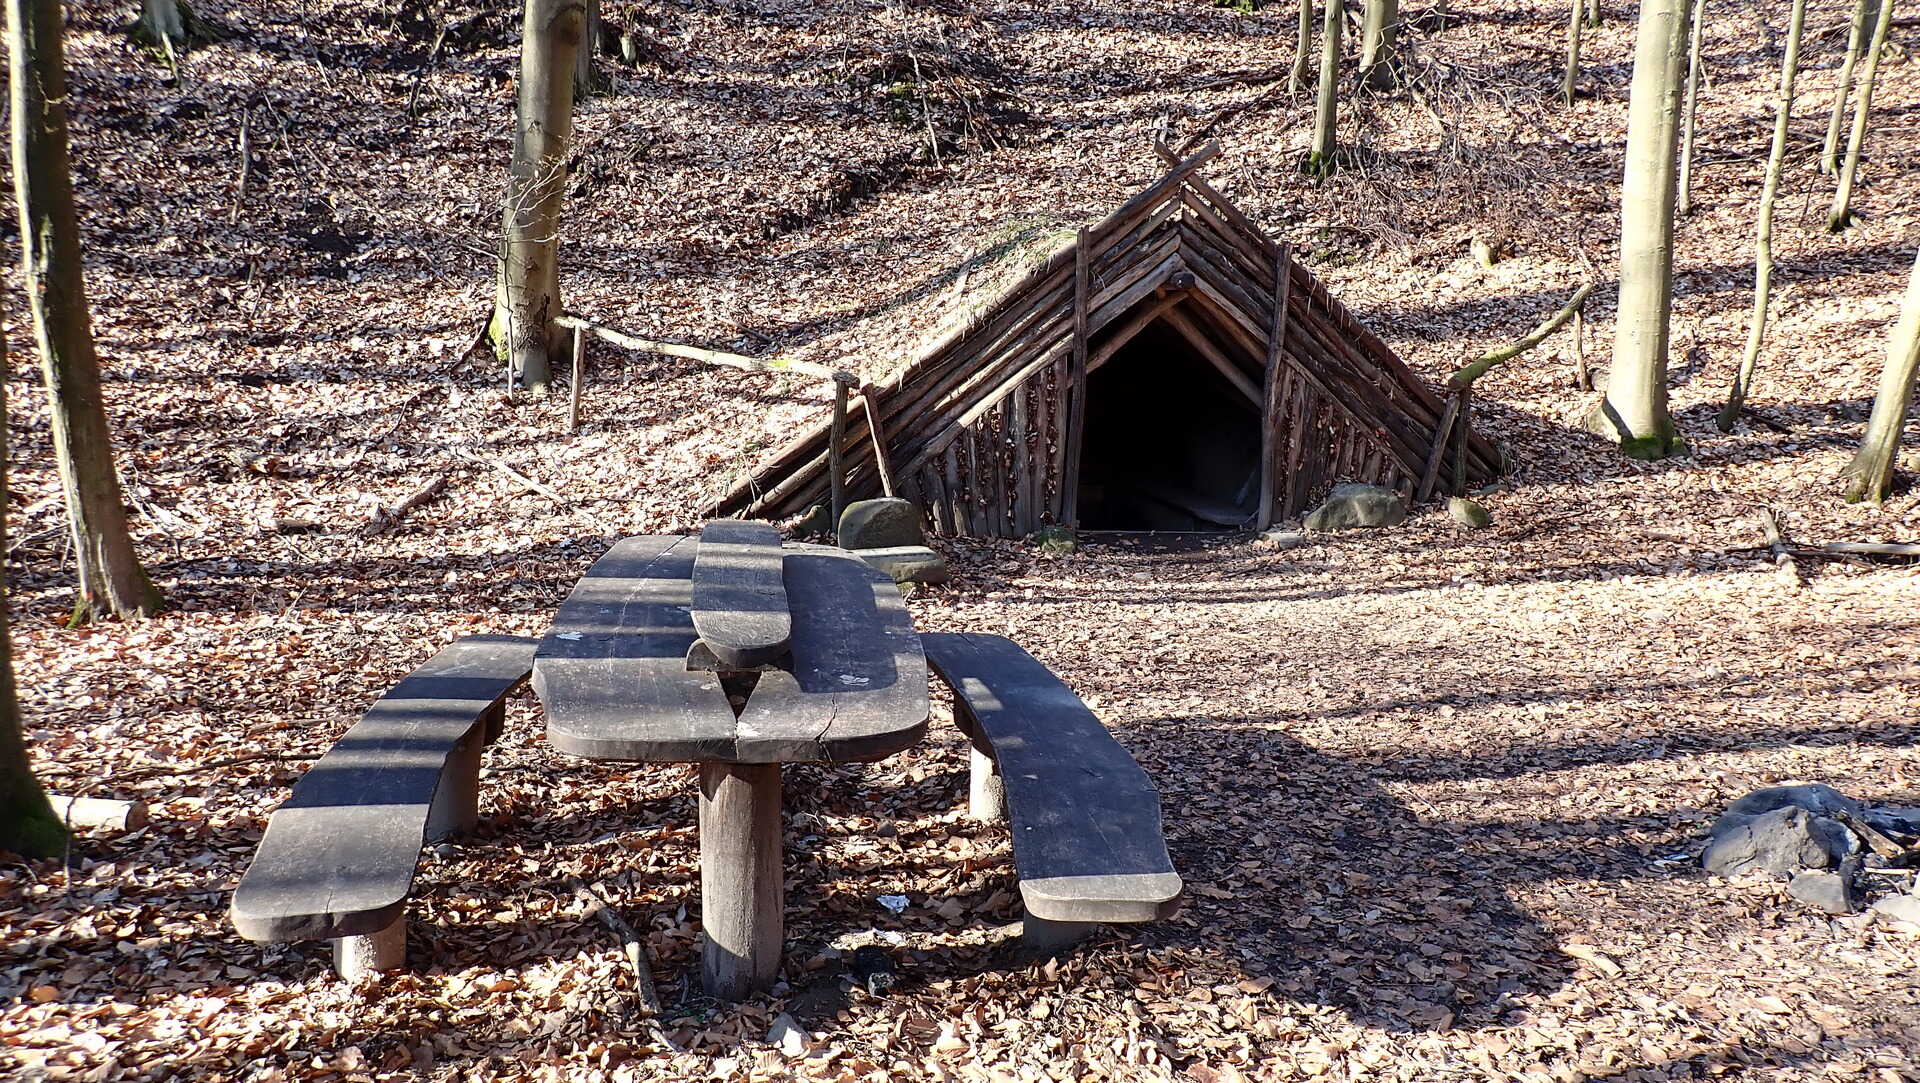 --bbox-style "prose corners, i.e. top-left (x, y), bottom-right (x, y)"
top-left (1257, 241), bottom-right (1295, 530)
top-left (1061, 227), bottom-right (1092, 527)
